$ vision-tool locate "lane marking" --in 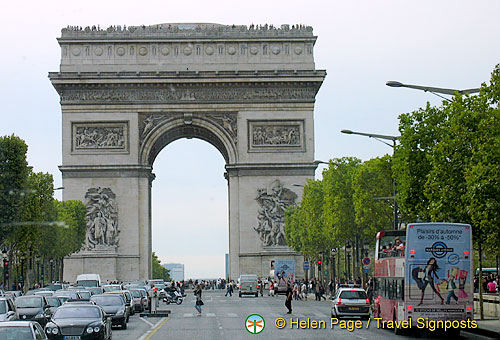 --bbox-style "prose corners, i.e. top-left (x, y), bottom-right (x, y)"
top-left (139, 317), bottom-right (155, 327)
top-left (219, 299), bottom-right (227, 302)
top-left (183, 313), bottom-right (194, 318)
top-left (137, 317), bottom-right (168, 340)
top-left (227, 313), bottom-right (238, 318)
top-left (206, 313), bottom-right (216, 317)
